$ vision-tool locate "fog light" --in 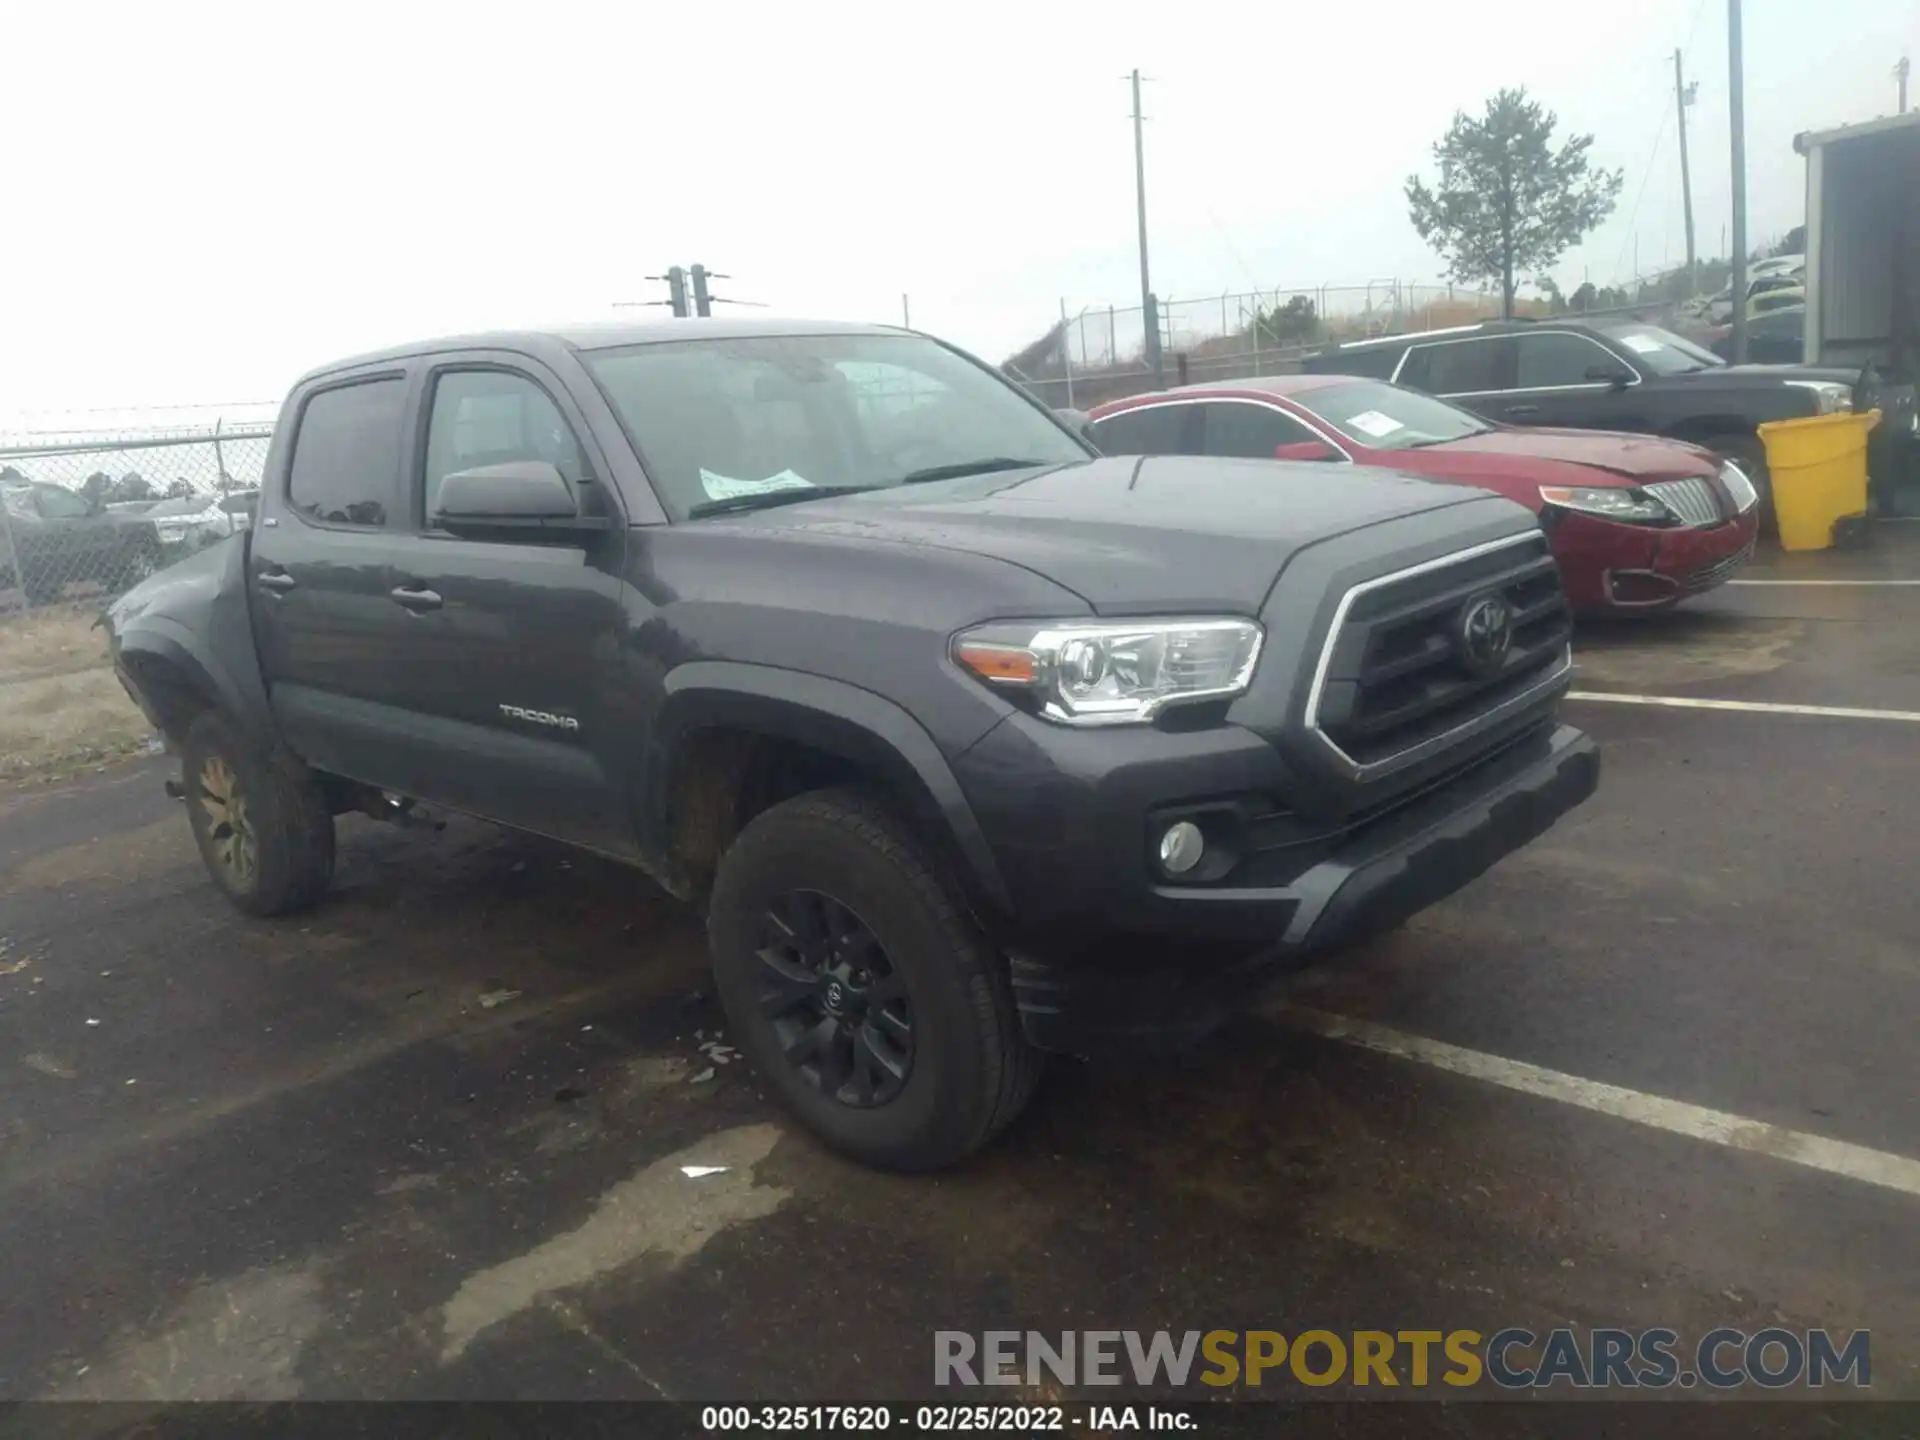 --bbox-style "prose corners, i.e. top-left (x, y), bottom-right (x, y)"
top-left (1158, 820), bottom-right (1205, 875)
